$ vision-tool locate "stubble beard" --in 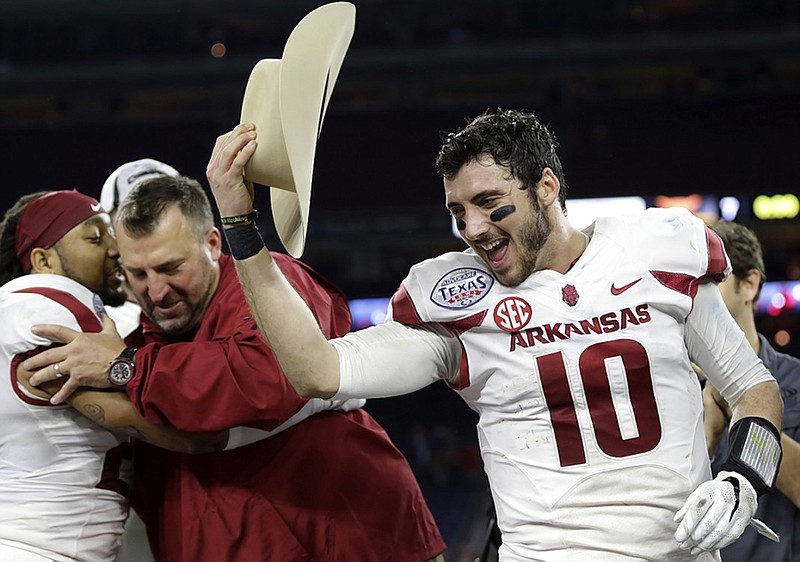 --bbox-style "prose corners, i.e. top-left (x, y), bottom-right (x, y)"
top-left (498, 204), bottom-right (552, 287)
